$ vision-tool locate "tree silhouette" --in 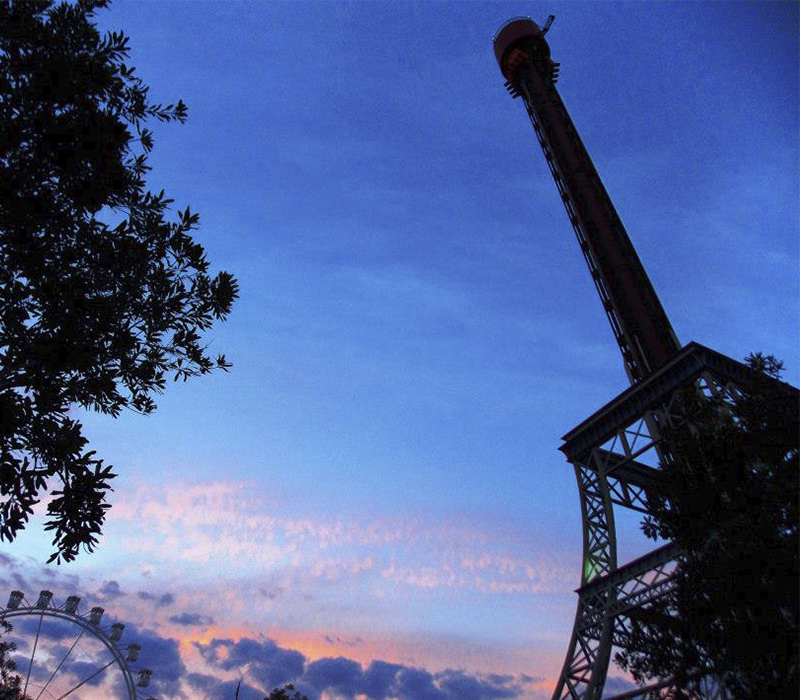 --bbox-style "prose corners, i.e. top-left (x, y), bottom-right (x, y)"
top-left (262, 684), bottom-right (310, 700)
top-left (232, 682), bottom-right (309, 700)
top-left (615, 353), bottom-right (799, 698)
top-left (0, 621), bottom-right (27, 699)
top-left (0, 0), bottom-right (238, 563)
